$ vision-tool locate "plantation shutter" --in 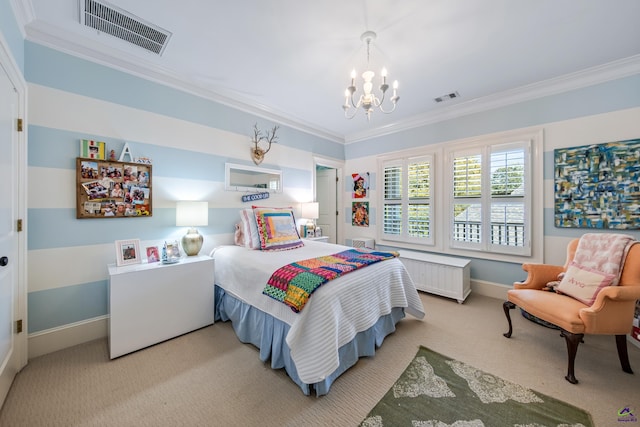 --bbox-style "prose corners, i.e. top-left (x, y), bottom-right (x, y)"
top-left (408, 157), bottom-right (430, 238)
top-left (383, 162), bottom-right (402, 235)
